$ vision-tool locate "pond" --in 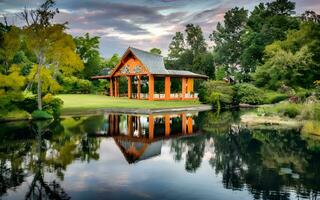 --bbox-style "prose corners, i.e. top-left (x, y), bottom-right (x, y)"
top-left (0, 110), bottom-right (320, 200)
